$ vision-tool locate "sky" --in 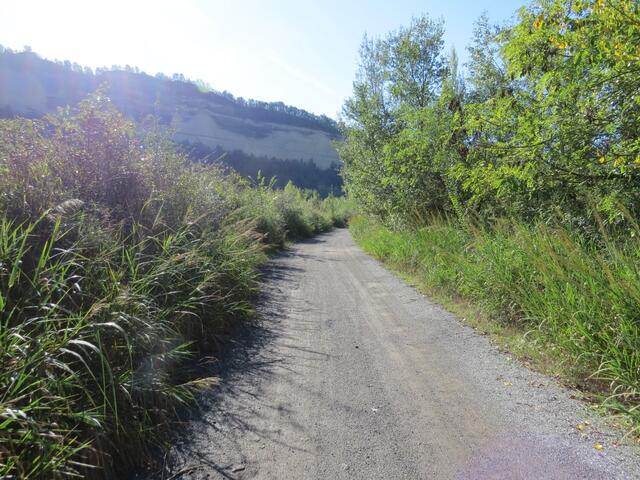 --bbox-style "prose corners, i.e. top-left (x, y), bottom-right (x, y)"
top-left (0, 0), bottom-right (524, 118)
